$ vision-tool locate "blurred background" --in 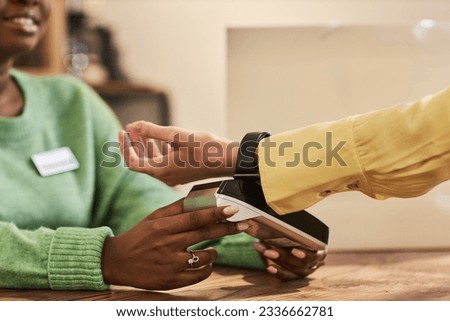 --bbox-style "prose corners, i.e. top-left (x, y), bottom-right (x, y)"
top-left (16, 0), bottom-right (450, 251)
